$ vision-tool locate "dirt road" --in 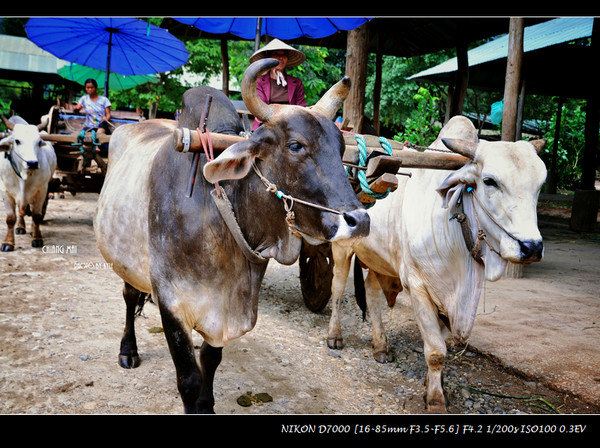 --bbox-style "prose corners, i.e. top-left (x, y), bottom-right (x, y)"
top-left (0, 192), bottom-right (598, 414)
